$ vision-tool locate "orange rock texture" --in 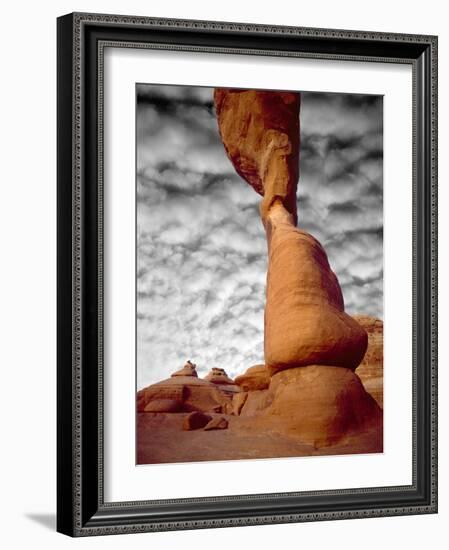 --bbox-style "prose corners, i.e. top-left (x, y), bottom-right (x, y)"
top-left (214, 88), bottom-right (368, 375)
top-left (264, 202), bottom-right (368, 374)
top-left (204, 367), bottom-right (235, 385)
top-left (234, 364), bottom-right (270, 391)
top-left (354, 315), bottom-right (384, 408)
top-left (239, 365), bottom-right (382, 448)
top-left (214, 89), bottom-right (300, 224)
top-left (171, 360), bottom-right (198, 377)
top-left (137, 363), bottom-right (235, 414)
top-left (212, 87), bottom-right (381, 448)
